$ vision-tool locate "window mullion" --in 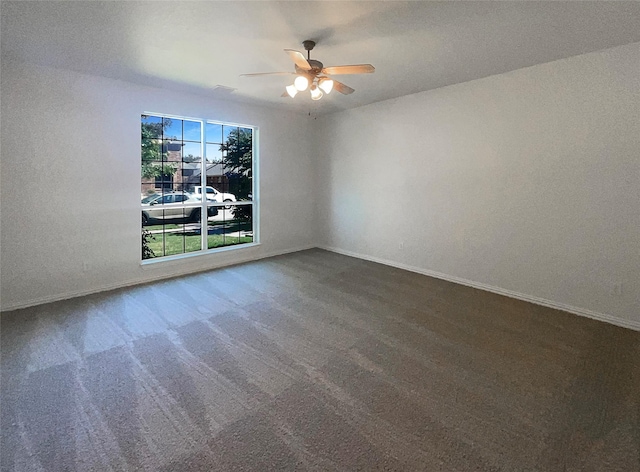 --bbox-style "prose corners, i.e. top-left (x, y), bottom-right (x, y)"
top-left (201, 120), bottom-right (207, 252)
